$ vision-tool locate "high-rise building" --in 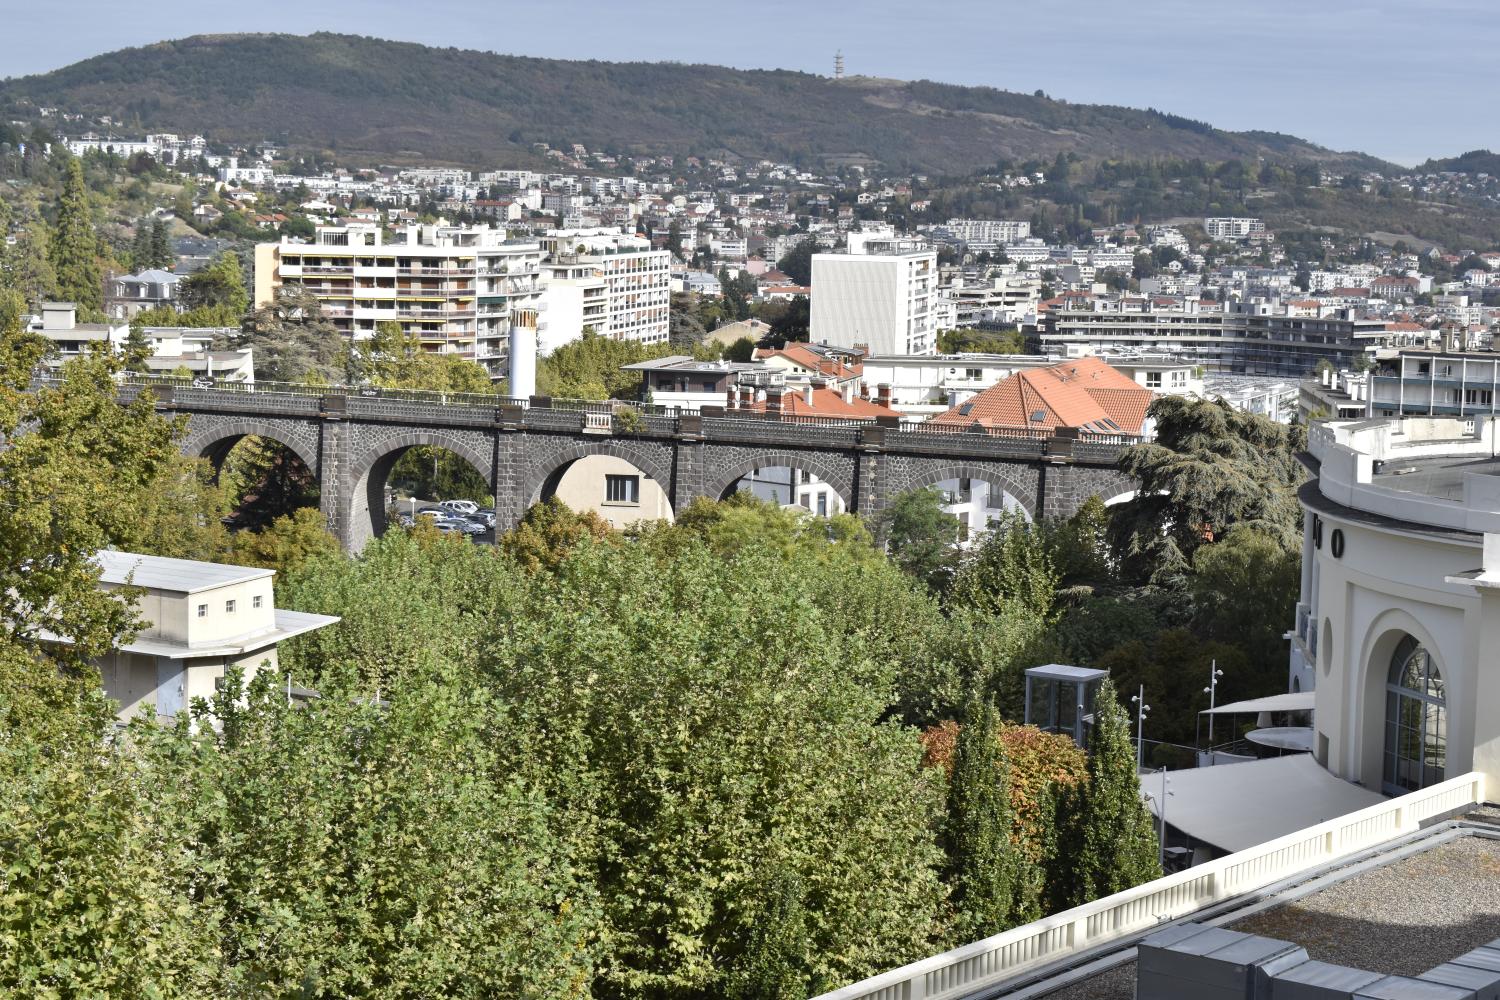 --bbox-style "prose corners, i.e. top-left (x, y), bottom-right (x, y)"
top-left (809, 244), bottom-right (938, 355)
top-left (253, 223), bottom-right (545, 379)
top-left (536, 227), bottom-right (671, 346)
